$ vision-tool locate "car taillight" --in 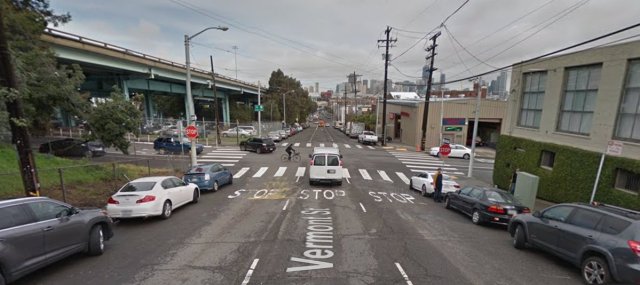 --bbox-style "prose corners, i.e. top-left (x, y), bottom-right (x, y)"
top-left (310, 160), bottom-right (314, 166)
top-left (521, 208), bottom-right (531, 214)
top-left (454, 184), bottom-right (460, 189)
top-left (339, 160), bottom-right (343, 166)
top-left (205, 174), bottom-right (211, 181)
top-left (487, 205), bottom-right (506, 214)
top-left (628, 240), bottom-right (640, 256)
top-left (107, 197), bottom-right (119, 204)
top-left (136, 195), bottom-right (156, 203)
